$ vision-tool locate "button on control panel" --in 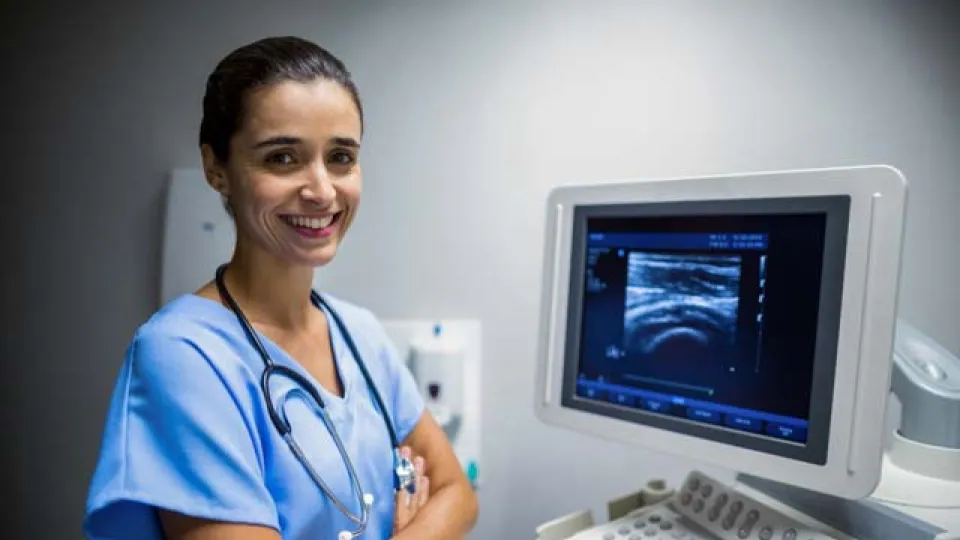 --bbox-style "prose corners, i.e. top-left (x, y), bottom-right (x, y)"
top-left (673, 471), bottom-right (837, 540)
top-left (577, 505), bottom-right (697, 540)
top-left (563, 471), bottom-right (839, 540)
